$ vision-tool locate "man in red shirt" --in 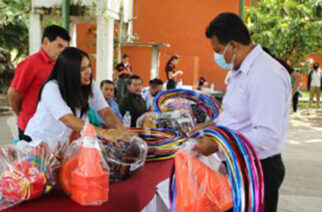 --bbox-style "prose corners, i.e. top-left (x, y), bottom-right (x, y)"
top-left (7, 25), bottom-right (70, 141)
